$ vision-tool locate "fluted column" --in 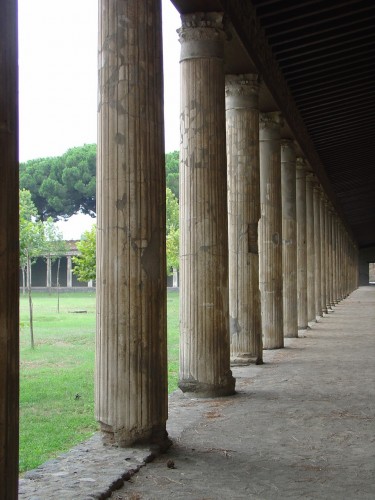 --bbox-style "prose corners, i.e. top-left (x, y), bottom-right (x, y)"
top-left (178, 12), bottom-right (235, 397)
top-left (96, 0), bottom-right (169, 448)
top-left (66, 255), bottom-right (72, 288)
top-left (306, 171), bottom-right (316, 323)
top-left (296, 157), bottom-right (308, 329)
top-left (313, 181), bottom-right (322, 317)
top-left (330, 210), bottom-right (337, 305)
top-left (324, 200), bottom-right (333, 311)
top-left (0, 0), bottom-right (19, 494)
top-left (319, 192), bottom-right (328, 314)
top-left (226, 74), bottom-right (262, 365)
top-left (259, 112), bottom-right (284, 349)
top-left (46, 256), bottom-right (52, 289)
top-left (281, 140), bottom-right (297, 338)
top-left (333, 215), bottom-right (339, 303)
